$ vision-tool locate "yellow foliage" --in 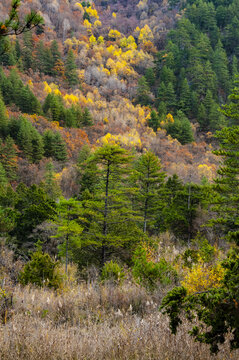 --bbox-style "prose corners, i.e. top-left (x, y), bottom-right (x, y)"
top-left (64, 93), bottom-right (79, 105)
top-left (89, 34), bottom-right (97, 45)
top-left (64, 38), bottom-right (73, 49)
top-left (75, 2), bottom-right (83, 11)
top-left (108, 29), bottom-right (122, 40)
top-left (43, 81), bottom-right (52, 94)
top-left (166, 113), bottom-right (174, 123)
top-left (106, 57), bottom-right (115, 69)
top-left (198, 164), bottom-right (214, 181)
top-left (112, 12), bottom-right (117, 19)
top-left (94, 20), bottom-right (102, 28)
top-left (107, 44), bottom-right (116, 54)
top-left (78, 69), bottom-right (85, 81)
top-left (85, 6), bottom-right (99, 19)
top-left (182, 259), bottom-right (225, 294)
top-left (138, 24), bottom-right (154, 44)
top-left (83, 19), bottom-right (92, 29)
top-left (99, 129), bottom-right (142, 149)
top-left (97, 36), bottom-right (104, 44)
top-left (54, 89), bottom-right (62, 96)
top-left (28, 79), bottom-right (33, 88)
